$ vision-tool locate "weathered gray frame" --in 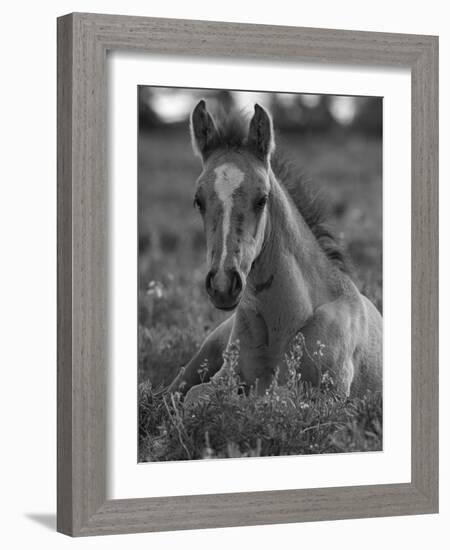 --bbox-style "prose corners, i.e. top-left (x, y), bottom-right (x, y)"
top-left (57, 12), bottom-right (438, 537)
